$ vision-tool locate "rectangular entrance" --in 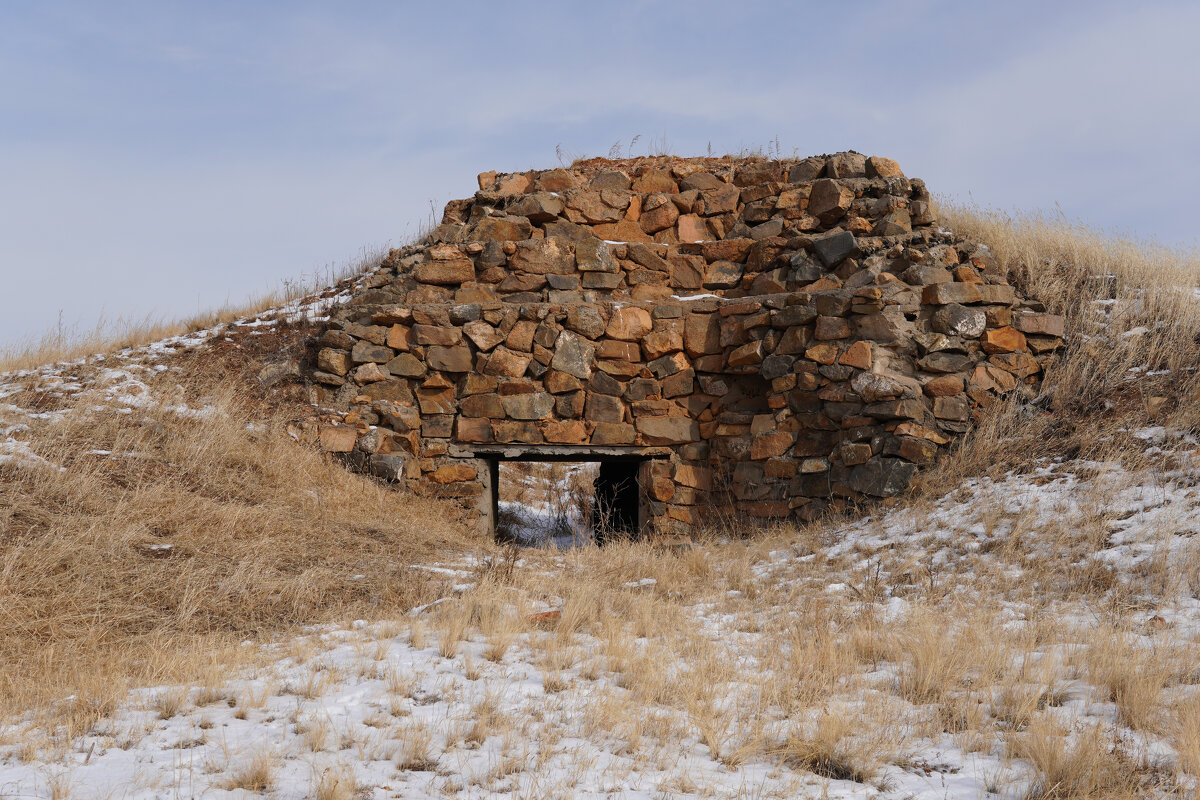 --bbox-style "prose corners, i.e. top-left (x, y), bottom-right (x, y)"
top-left (471, 445), bottom-right (663, 547)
